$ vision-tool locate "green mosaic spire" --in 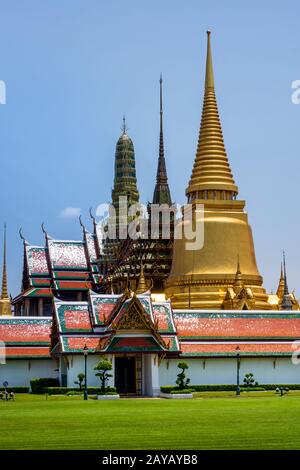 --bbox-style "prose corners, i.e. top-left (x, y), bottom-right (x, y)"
top-left (112, 117), bottom-right (139, 215)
